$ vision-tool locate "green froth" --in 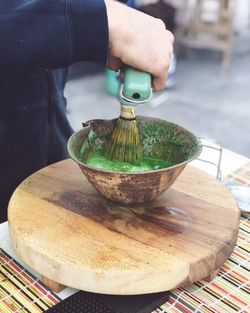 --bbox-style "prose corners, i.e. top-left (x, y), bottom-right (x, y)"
top-left (74, 116), bottom-right (201, 173)
top-left (80, 151), bottom-right (174, 173)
